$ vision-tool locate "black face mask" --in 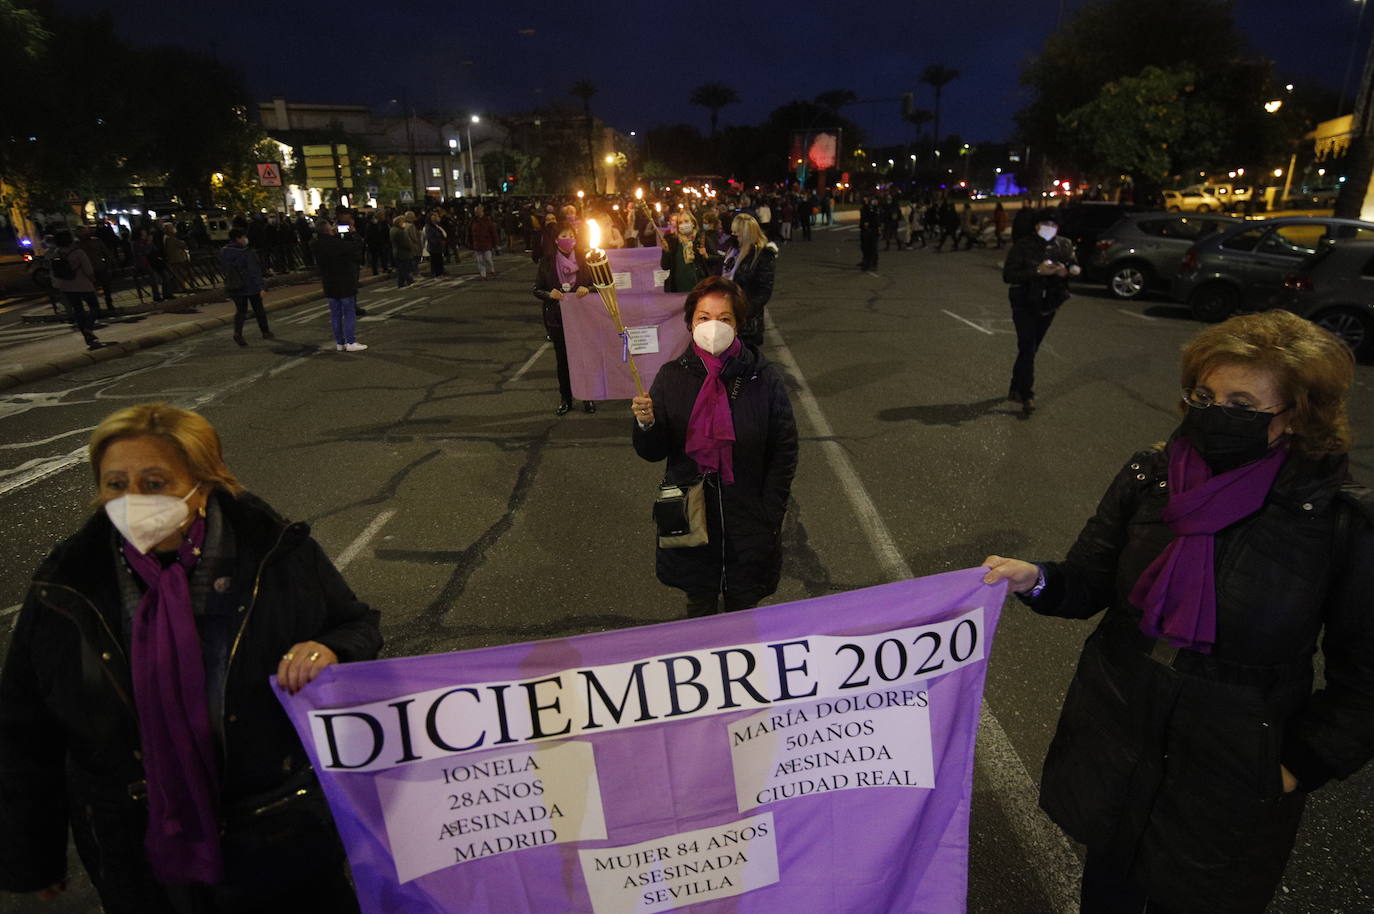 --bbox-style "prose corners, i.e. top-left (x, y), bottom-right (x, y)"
top-left (1179, 405), bottom-right (1283, 472)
